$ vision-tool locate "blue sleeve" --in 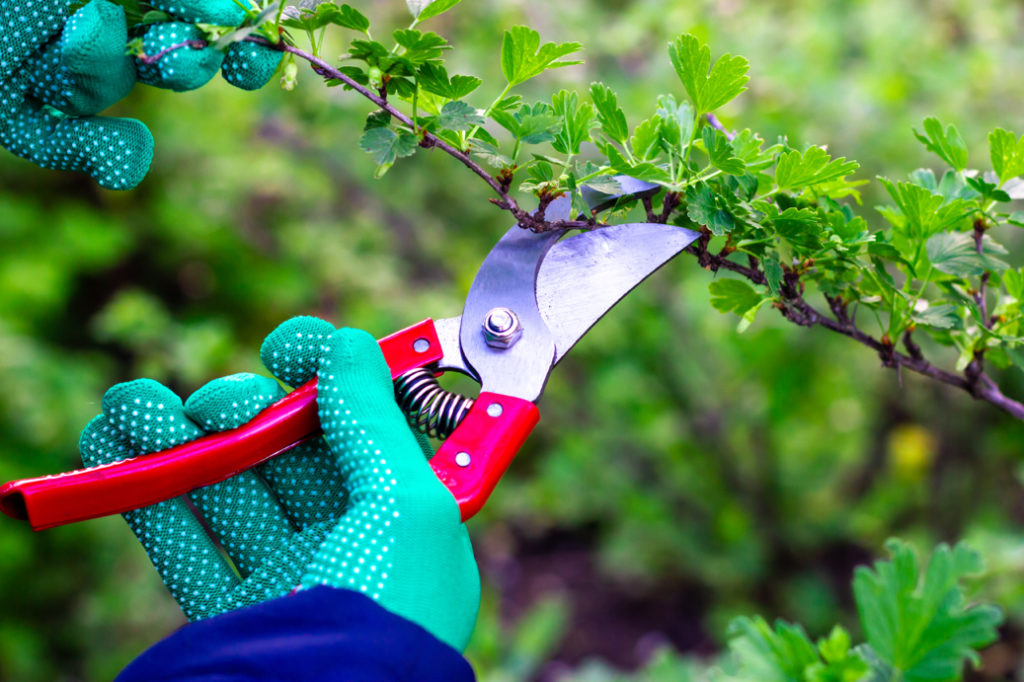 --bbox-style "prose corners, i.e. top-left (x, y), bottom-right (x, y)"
top-left (116, 586), bottom-right (476, 682)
